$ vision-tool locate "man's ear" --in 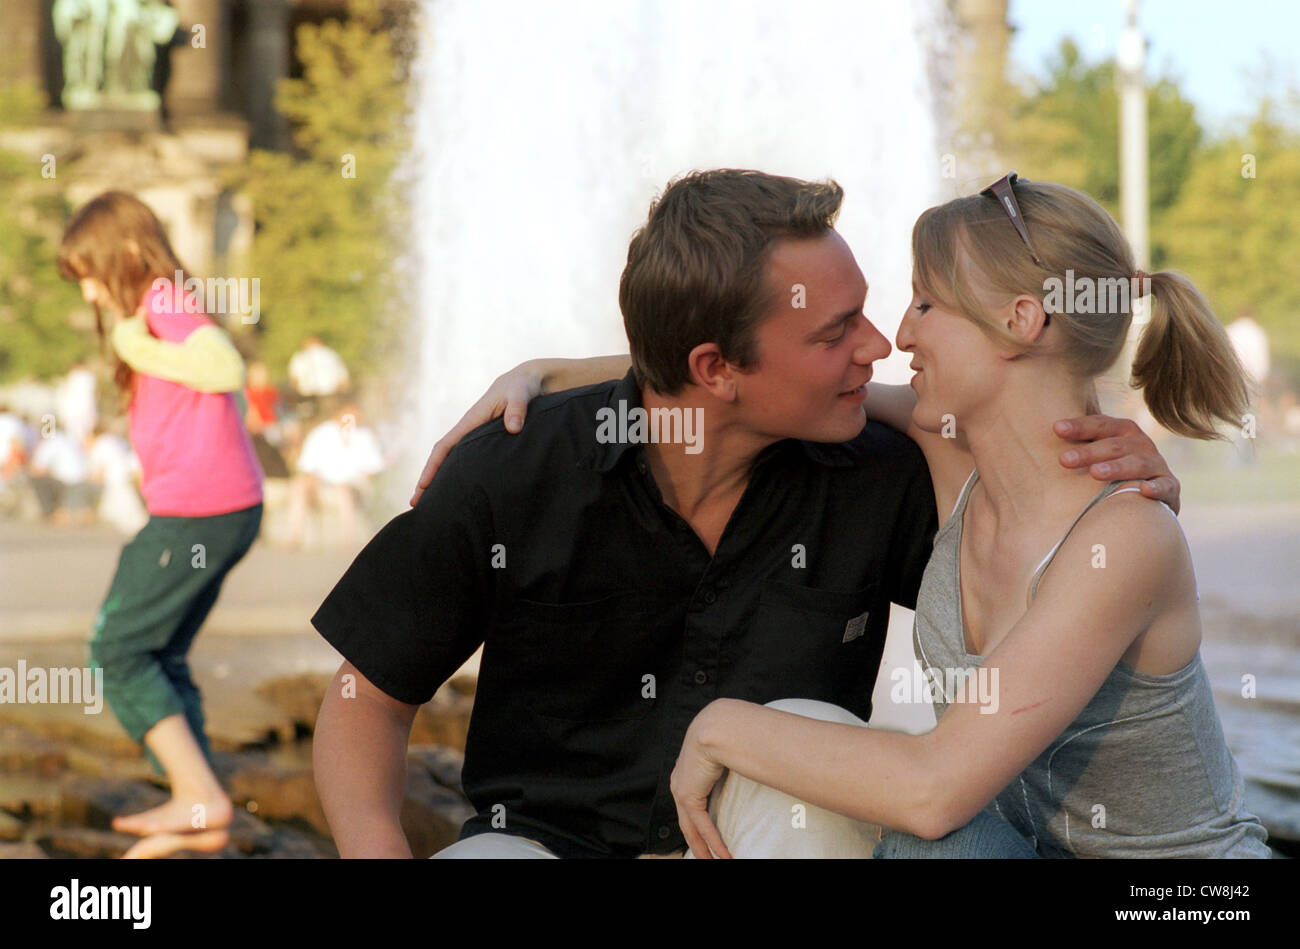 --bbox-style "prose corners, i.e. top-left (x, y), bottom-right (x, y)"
top-left (686, 342), bottom-right (739, 402)
top-left (998, 293), bottom-right (1048, 358)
